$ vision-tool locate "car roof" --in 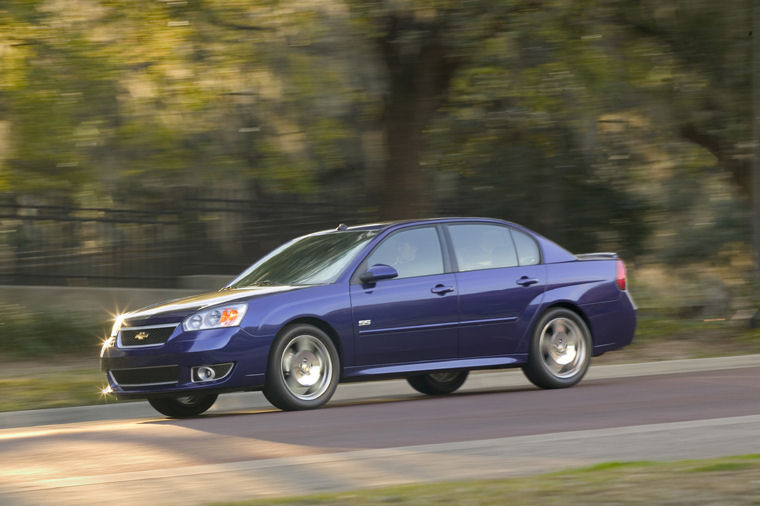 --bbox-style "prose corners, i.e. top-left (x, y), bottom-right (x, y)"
top-left (316, 217), bottom-right (575, 265)
top-left (343, 217), bottom-right (514, 232)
